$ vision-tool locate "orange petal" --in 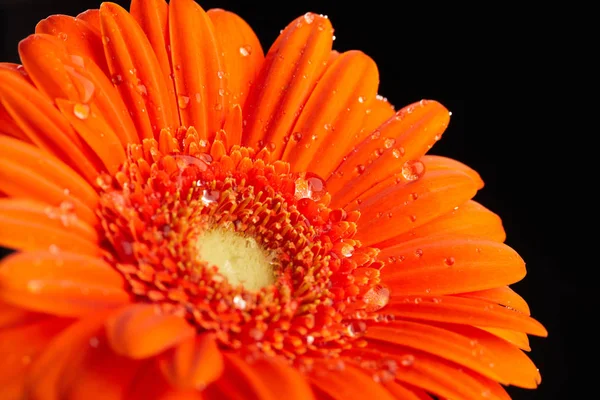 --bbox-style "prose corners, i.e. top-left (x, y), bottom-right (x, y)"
top-left (379, 200), bottom-right (506, 248)
top-left (169, 0), bottom-right (227, 139)
top-left (18, 33), bottom-right (138, 147)
top-left (127, 361), bottom-right (204, 400)
top-left (421, 155), bottom-right (484, 189)
top-left (0, 302), bottom-right (46, 329)
top-left (130, 0), bottom-right (178, 124)
top-left (242, 13), bottom-right (333, 154)
top-left (0, 69), bottom-right (101, 184)
top-left (206, 353), bottom-right (311, 400)
top-left (310, 362), bottom-right (395, 400)
top-left (208, 9), bottom-right (264, 109)
top-left (365, 320), bottom-right (539, 387)
top-left (222, 103), bottom-right (243, 149)
top-left (381, 236), bottom-right (526, 295)
top-left (386, 295), bottom-right (547, 336)
top-left (282, 51), bottom-right (379, 176)
top-left (352, 169), bottom-right (479, 246)
top-left (0, 136), bottom-right (99, 225)
top-left (0, 317), bottom-right (72, 399)
top-left (55, 99), bottom-right (126, 174)
top-left (426, 323), bottom-right (540, 388)
top-left (59, 331), bottom-right (143, 400)
top-left (100, 2), bottom-right (178, 139)
top-left (478, 327), bottom-right (531, 352)
top-left (35, 15), bottom-right (109, 75)
top-left (383, 382), bottom-right (434, 400)
top-left (328, 100), bottom-right (450, 207)
top-left (0, 197), bottom-right (98, 243)
top-left (0, 103), bottom-right (30, 142)
top-left (105, 303), bottom-right (195, 359)
top-left (354, 345), bottom-right (510, 400)
top-left (458, 286), bottom-right (530, 315)
top-left (77, 9), bottom-right (101, 34)
top-left (24, 310), bottom-right (110, 400)
top-left (158, 333), bottom-right (224, 390)
top-left (351, 95), bottom-right (396, 149)
top-left (0, 251), bottom-right (129, 317)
